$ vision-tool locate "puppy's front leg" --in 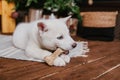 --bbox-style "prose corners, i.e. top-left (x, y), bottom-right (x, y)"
top-left (25, 45), bottom-right (52, 61)
top-left (60, 54), bottom-right (70, 63)
top-left (25, 45), bottom-right (66, 66)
